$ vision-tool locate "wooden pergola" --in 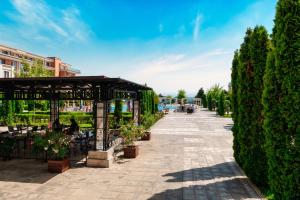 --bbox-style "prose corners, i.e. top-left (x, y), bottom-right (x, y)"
top-left (0, 76), bottom-right (151, 152)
